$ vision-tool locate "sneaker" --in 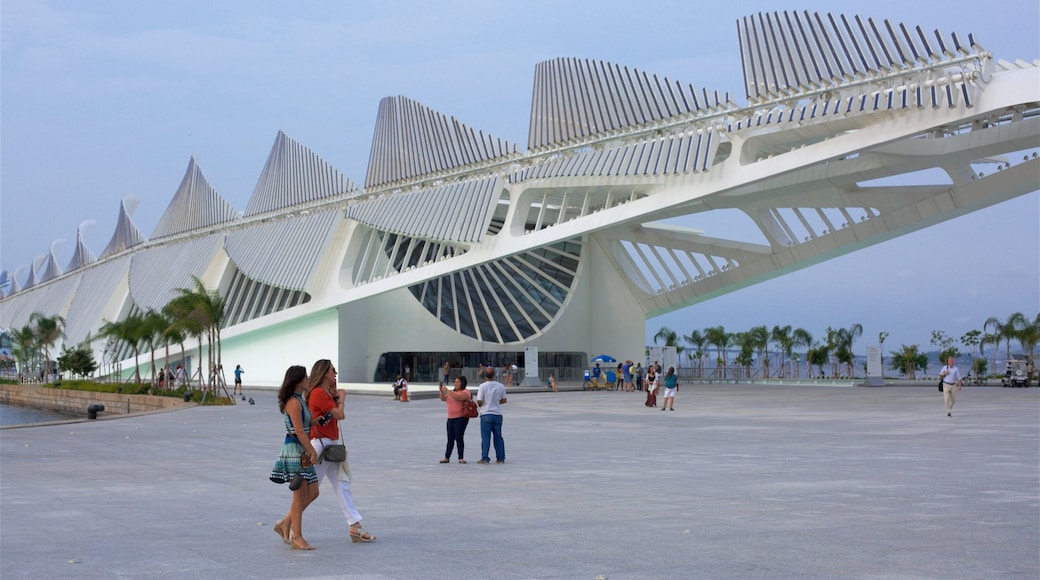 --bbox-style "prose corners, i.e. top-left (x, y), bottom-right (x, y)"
top-left (496, 459), bottom-right (505, 464)
top-left (477, 459), bottom-right (490, 464)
